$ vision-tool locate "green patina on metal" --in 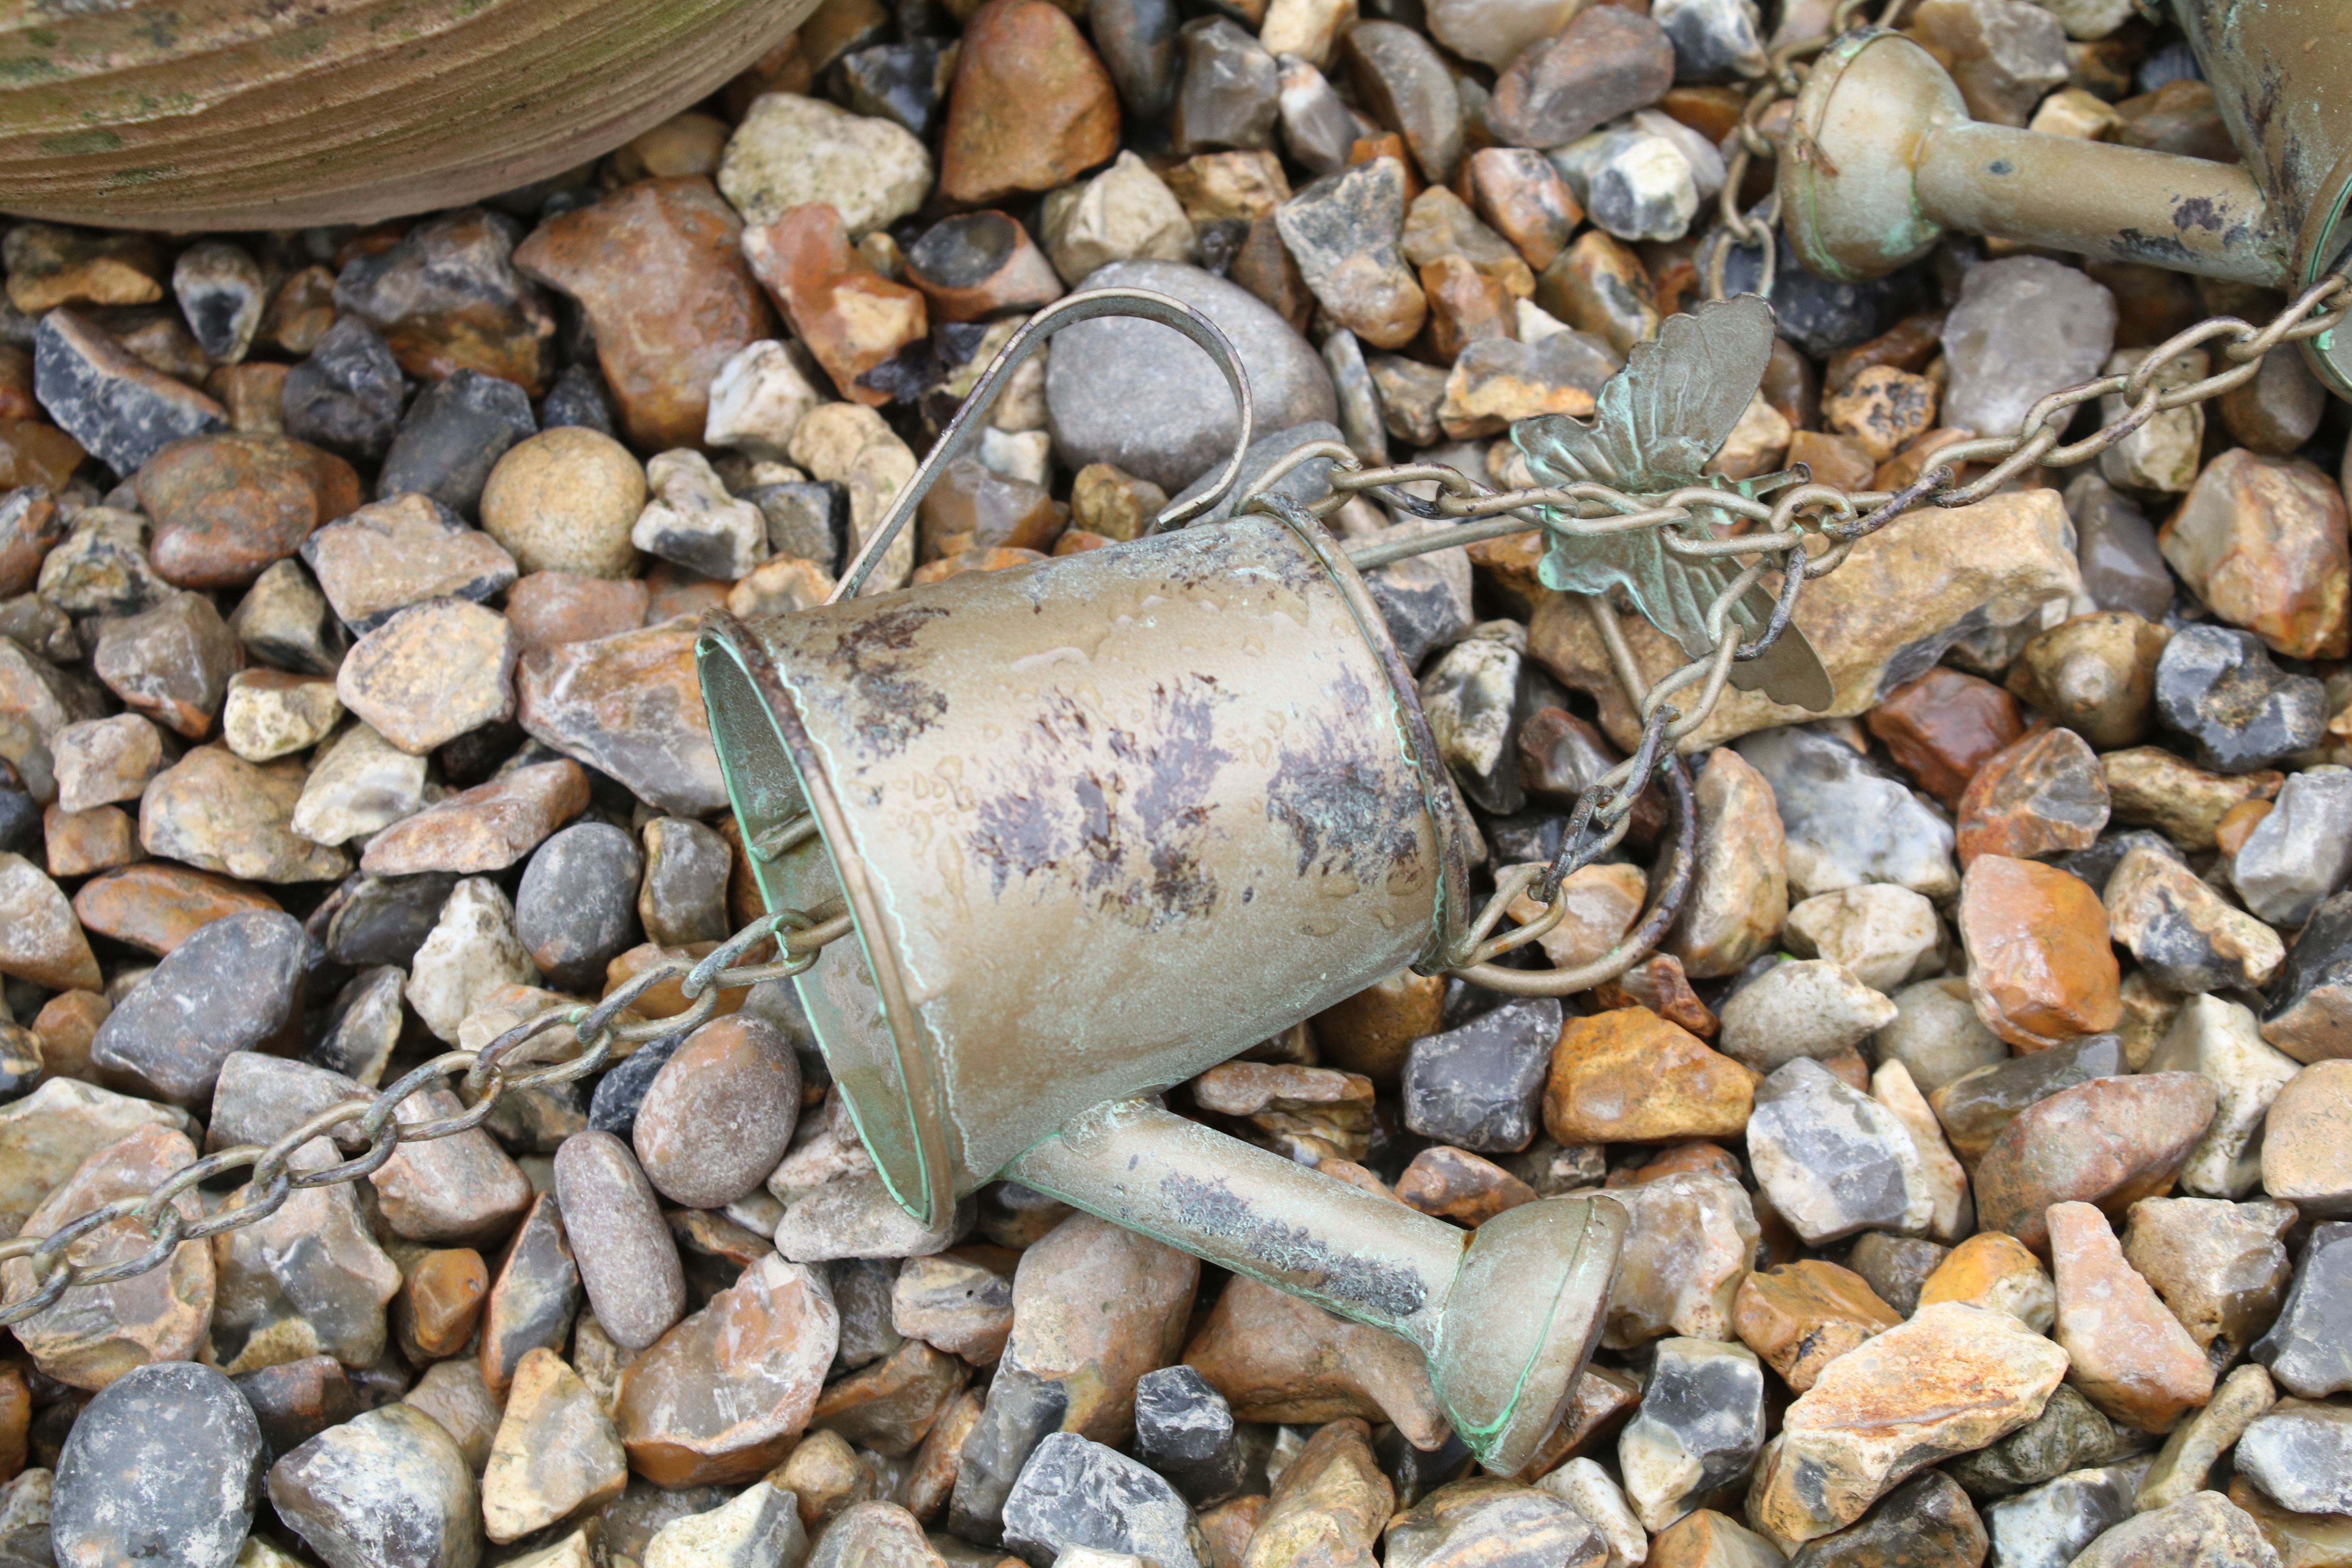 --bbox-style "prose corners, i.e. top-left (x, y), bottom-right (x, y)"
top-left (40, 125), bottom-right (120, 153)
top-left (1515, 294), bottom-right (1837, 711)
